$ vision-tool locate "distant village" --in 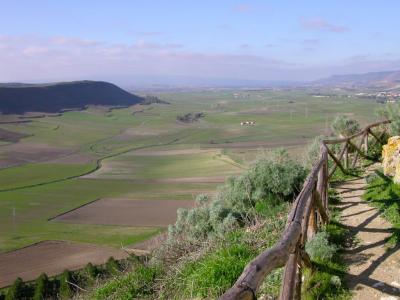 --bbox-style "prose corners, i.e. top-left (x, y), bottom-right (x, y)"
top-left (311, 91), bottom-right (400, 103)
top-left (354, 91), bottom-right (400, 103)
